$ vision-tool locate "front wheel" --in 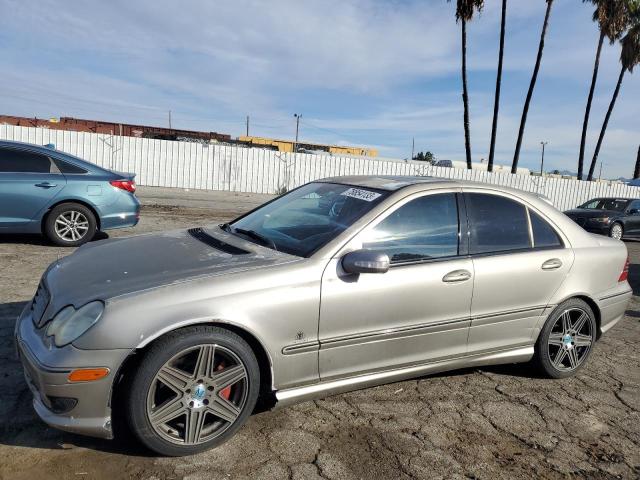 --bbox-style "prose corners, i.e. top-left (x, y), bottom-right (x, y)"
top-left (609, 222), bottom-right (624, 240)
top-left (533, 298), bottom-right (596, 379)
top-left (126, 326), bottom-right (260, 456)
